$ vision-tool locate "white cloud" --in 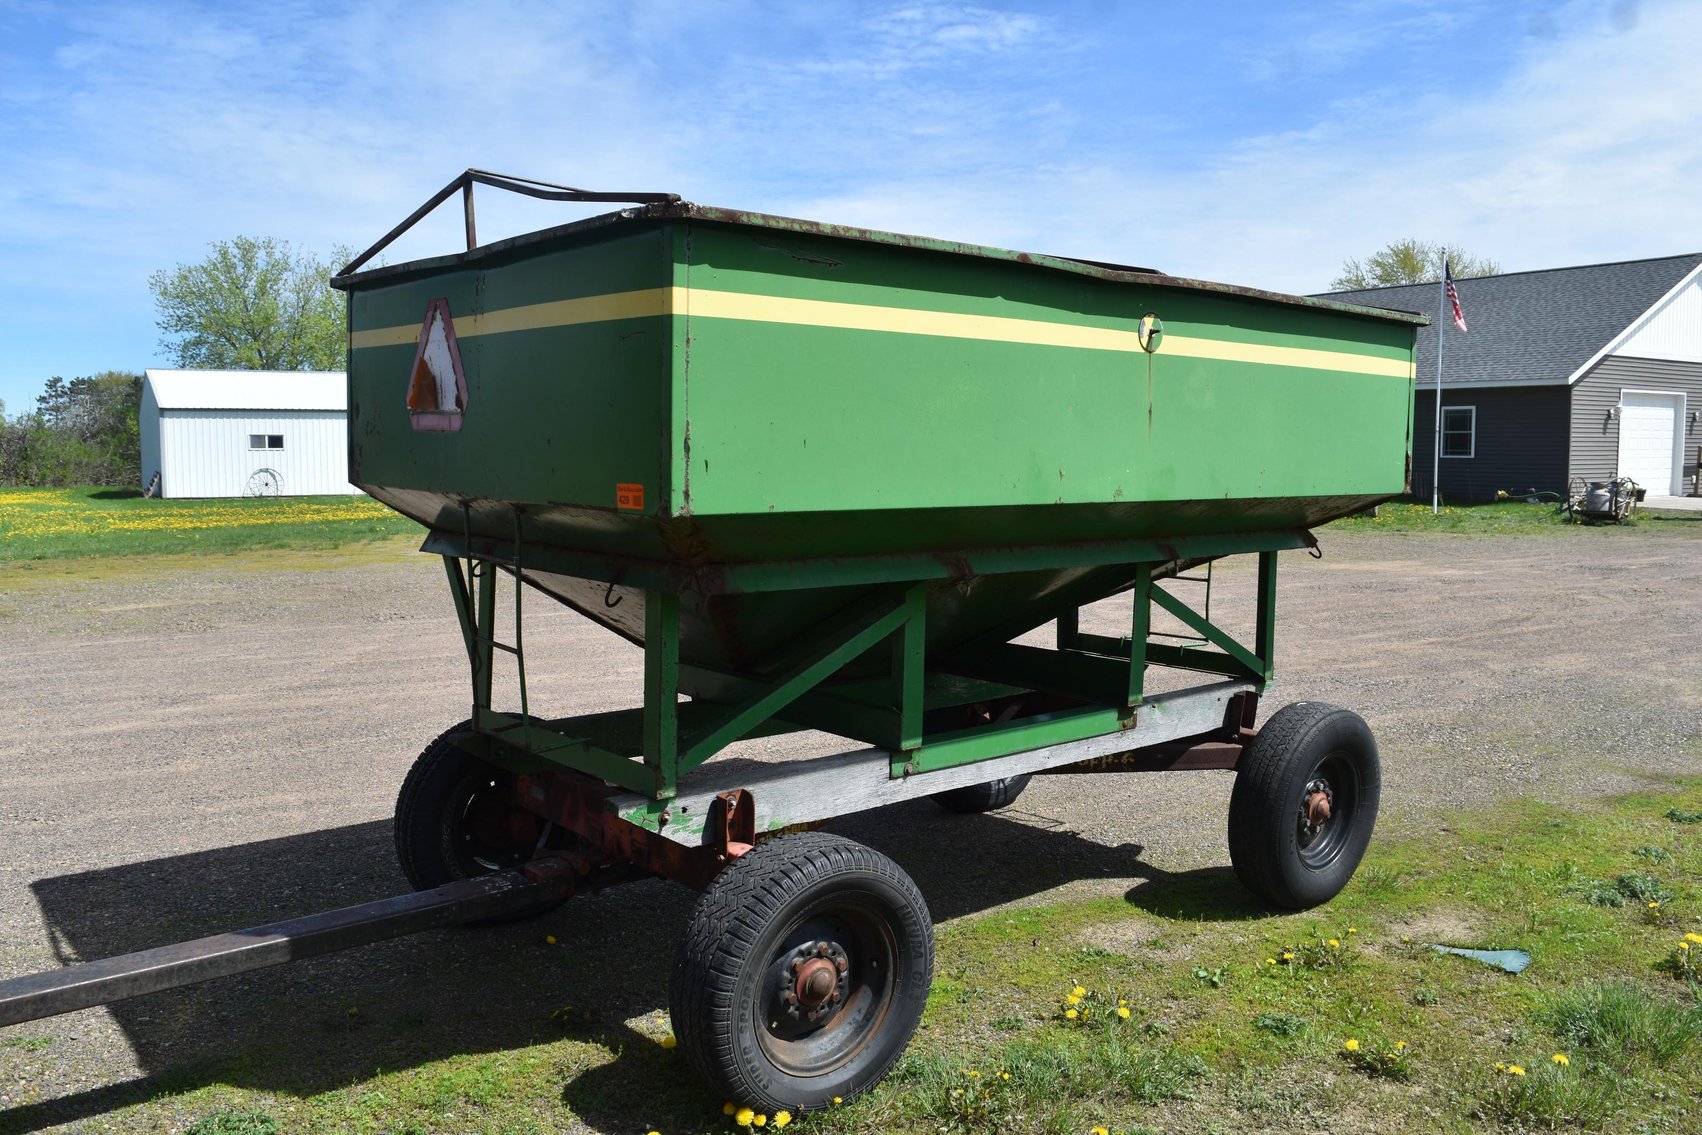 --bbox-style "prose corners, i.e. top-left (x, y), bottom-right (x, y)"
top-left (782, 0), bottom-right (1702, 295)
top-left (3, 0), bottom-right (1700, 403)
